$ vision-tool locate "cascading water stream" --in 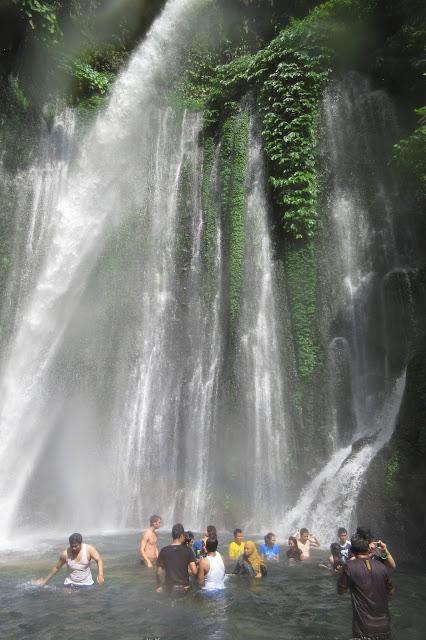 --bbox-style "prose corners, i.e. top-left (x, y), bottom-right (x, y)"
top-left (237, 116), bottom-right (290, 526)
top-left (280, 74), bottom-right (413, 540)
top-left (0, 0), bottom-right (205, 541)
top-left (115, 108), bottom-right (223, 529)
